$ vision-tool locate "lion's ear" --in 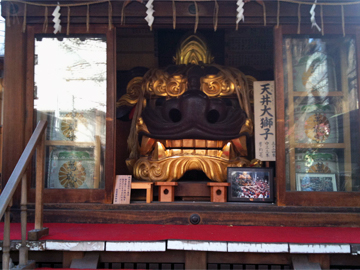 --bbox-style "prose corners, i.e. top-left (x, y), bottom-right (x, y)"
top-left (116, 77), bottom-right (144, 108)
top-left (116, 67), bottom-right (148, 121)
